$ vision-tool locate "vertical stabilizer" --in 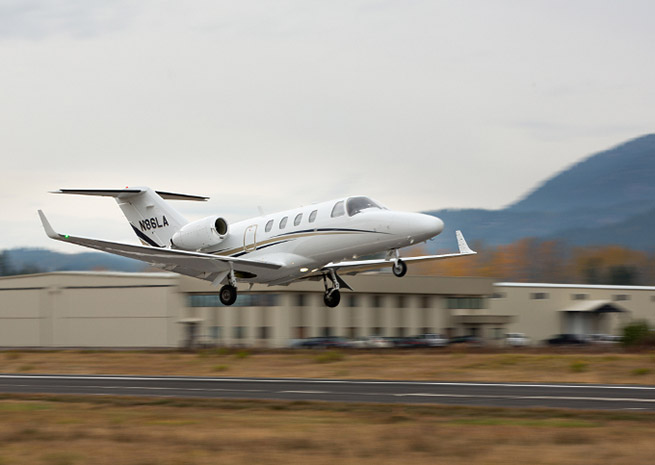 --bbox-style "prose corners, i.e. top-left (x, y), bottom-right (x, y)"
top-left (52, 187), bottom-right (208, 247)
